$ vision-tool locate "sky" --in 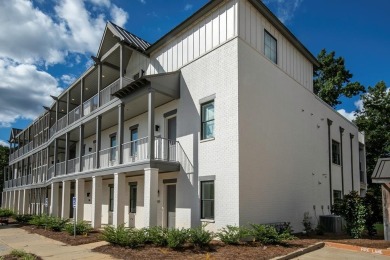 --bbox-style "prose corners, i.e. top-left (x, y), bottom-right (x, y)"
top-left (0, 0), bottom-right (389, 146)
